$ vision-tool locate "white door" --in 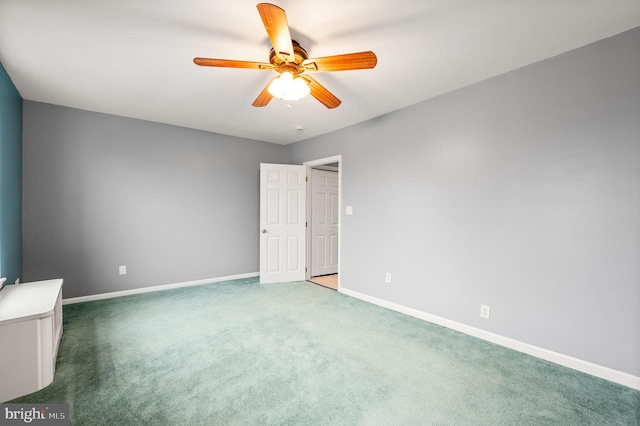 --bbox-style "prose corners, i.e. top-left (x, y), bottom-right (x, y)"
top-left (311, 169), bottom-right (339, 276)
top-left (259, 163), bottom-right (306, 283)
